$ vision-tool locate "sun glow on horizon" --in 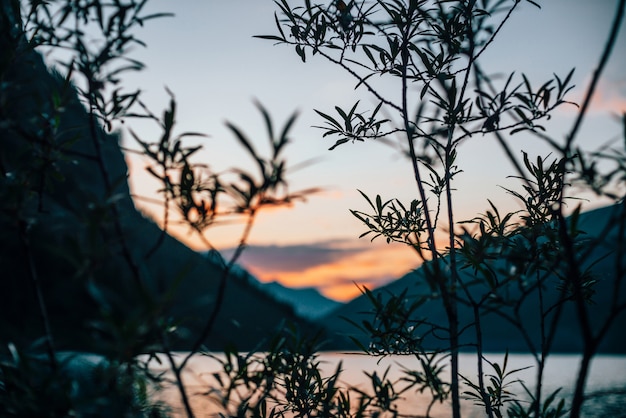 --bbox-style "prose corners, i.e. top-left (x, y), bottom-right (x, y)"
top-left (121, 0), bottom-right (625, 305)
top-left (235, 241), bottom-right (422, 302)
